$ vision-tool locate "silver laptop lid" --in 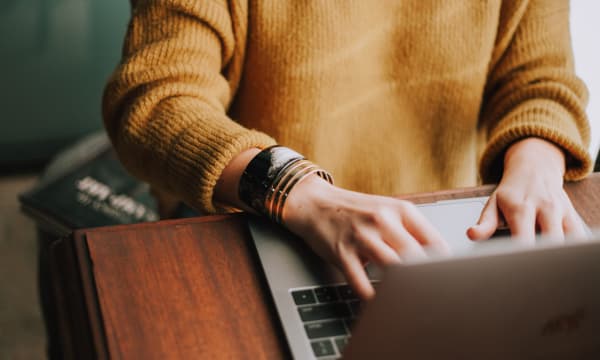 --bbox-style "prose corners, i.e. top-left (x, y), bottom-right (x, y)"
top-left (345, 235), bottom-right (600, 359)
